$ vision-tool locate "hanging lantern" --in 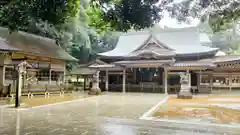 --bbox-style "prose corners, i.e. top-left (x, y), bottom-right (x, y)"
top-left (154, 72), bottom-right (157, 77)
